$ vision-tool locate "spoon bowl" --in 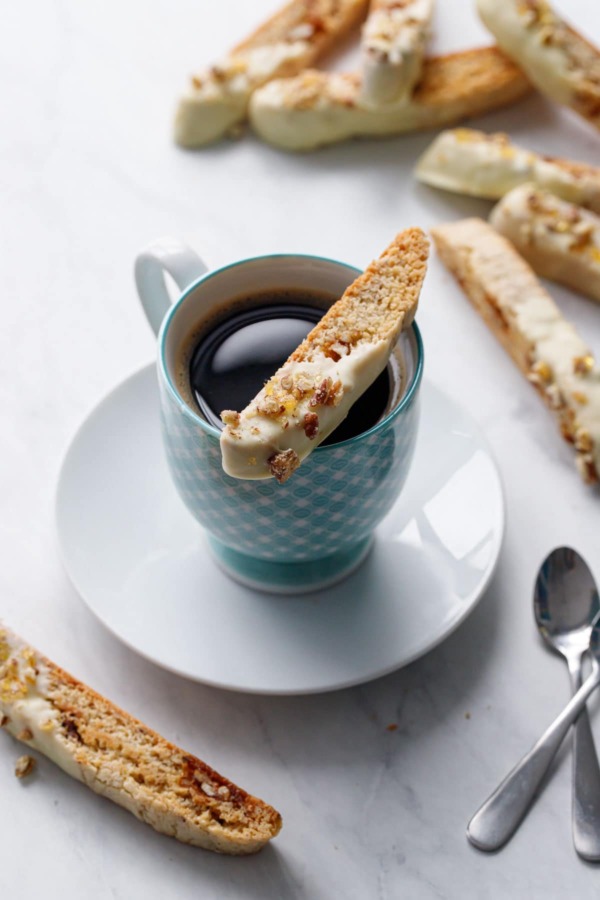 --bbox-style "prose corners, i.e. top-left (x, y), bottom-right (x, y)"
top-left (534, 547), bottom-right (600, 661)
